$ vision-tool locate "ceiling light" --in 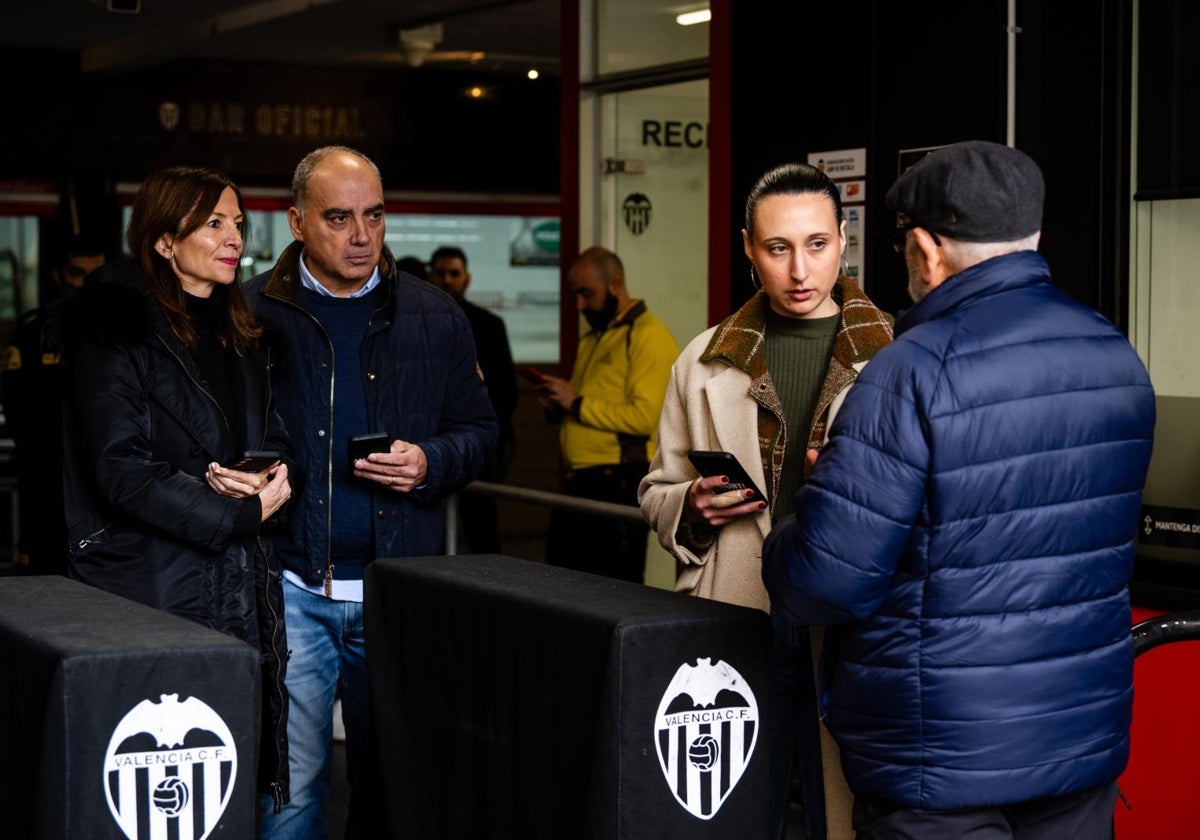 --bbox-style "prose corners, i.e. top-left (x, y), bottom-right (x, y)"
top-left (398, 22), bottom-right (444, 68)
top-left (676, 9), bottom-right (710, 26)
top-left (527, 68), bottom-right (540, 80)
